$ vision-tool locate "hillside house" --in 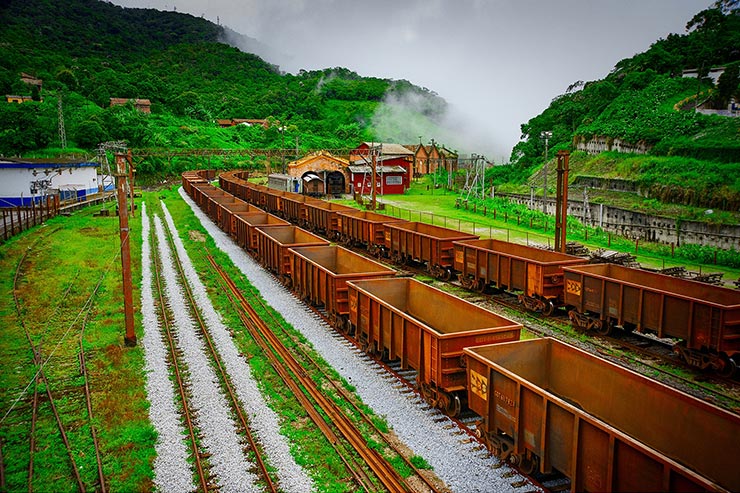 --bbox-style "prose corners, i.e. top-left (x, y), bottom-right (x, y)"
top-left (109, 98), bottom-right (151, 113)
top-left (5, 95), bottom-right (35, 104)
top-left (217, 118), bottom-right (270, 128)
top-left (406, 143), bottom-right (458, 177)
